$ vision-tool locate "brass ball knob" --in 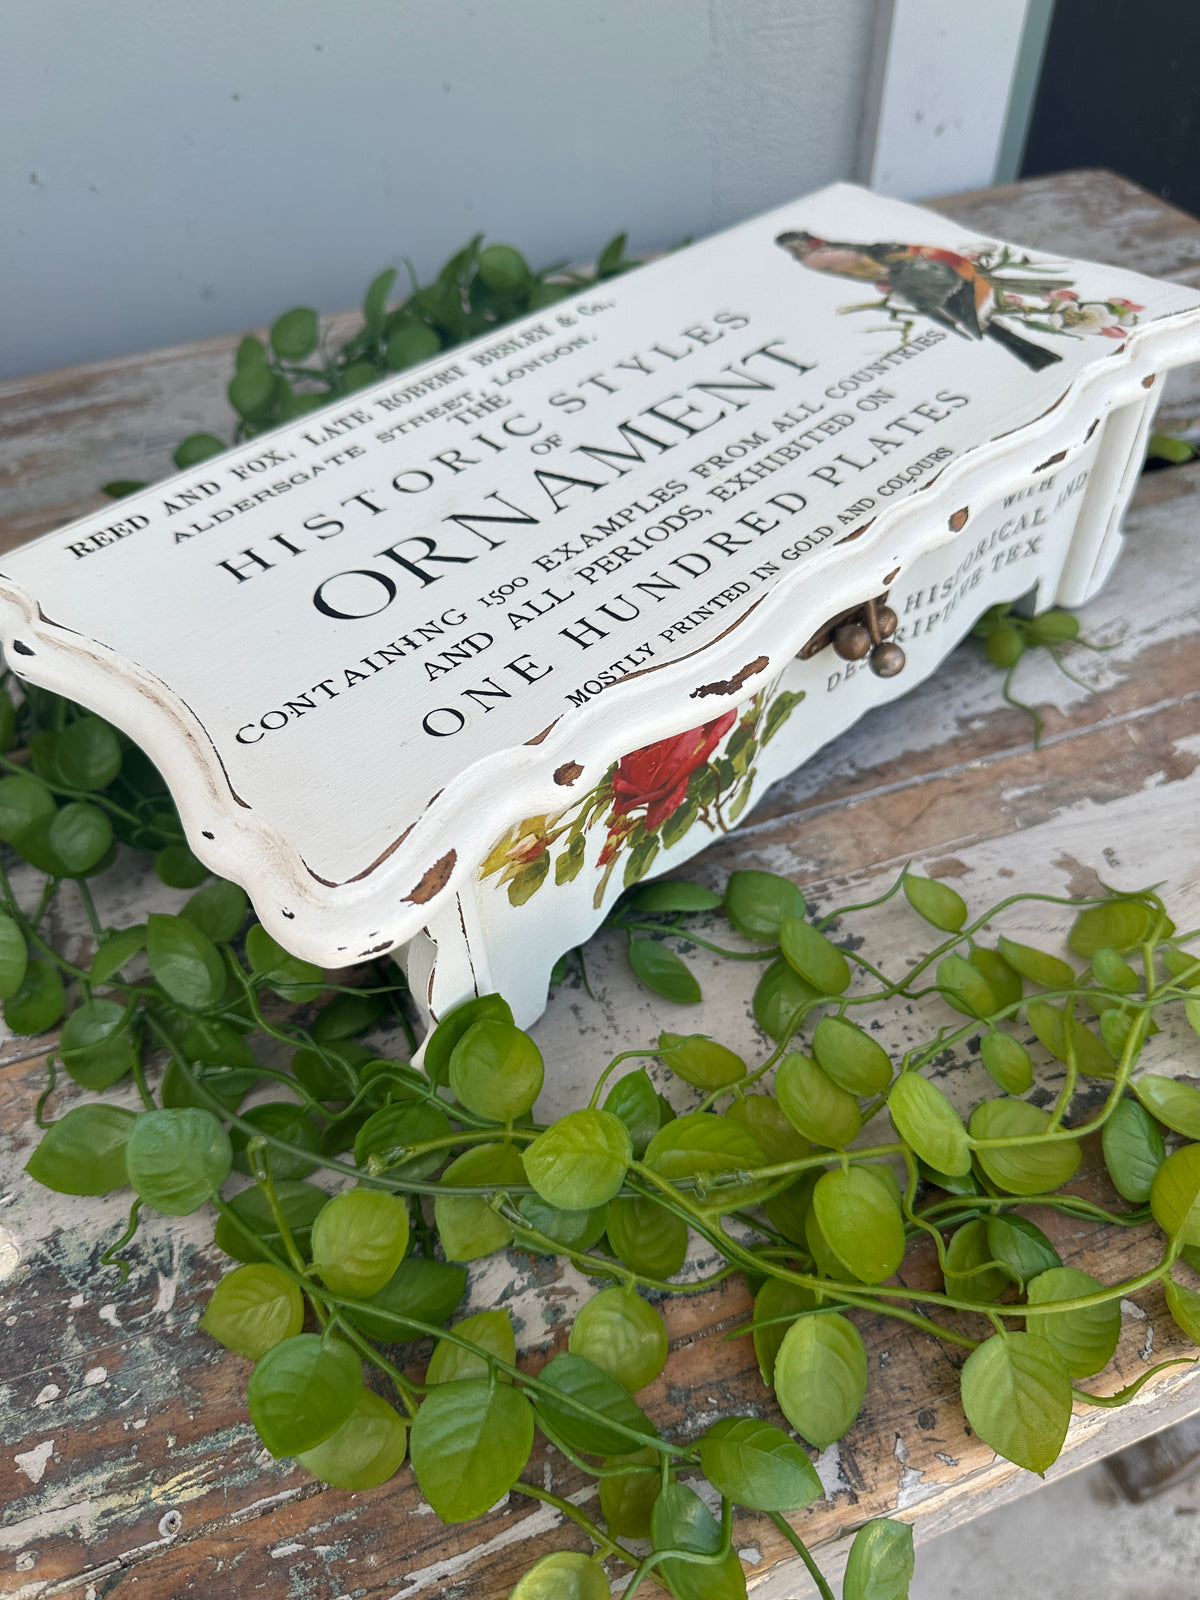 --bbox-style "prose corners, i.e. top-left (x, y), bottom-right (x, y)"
top-left (832, 621), bottom-right (872, 660)
top-left (870, 641), bottom-right (906, 677)
top-left (874, 604), bottom-right (899, 639)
